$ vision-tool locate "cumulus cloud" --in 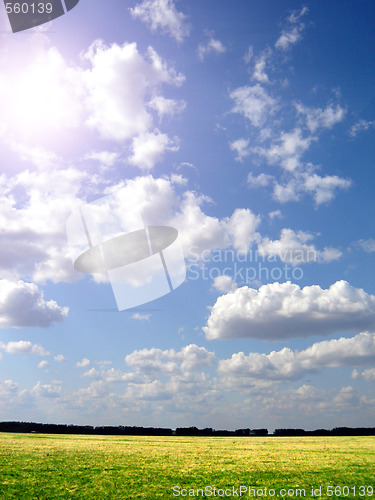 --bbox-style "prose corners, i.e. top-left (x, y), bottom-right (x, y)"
top-left (271, 171), bottom-right (351, 205)
top-left (0, 156), bottom-right (98, 284)
top-left (125, 344), bottom-right (215, 374)
top-left (82, 41), bottom-right (185, 142)
top-left (0, 340), bottom-right (49, 356)
top-left (84, 151), bottom-right (120, 168)
top-left (128, 130), bottom-right (179, 169)
top-left (247, 172), bottom-right (274, 188)
top-left (32, 381), bottom-right (62, 398)
top-left (296, 103), bottom-right (346, 133)
top-left (83, 367), bottom-right (136, 383)
top-left (1, 168), bottom-right (263, 286)
top-left (76, 358), bottom-right (90, 368)
top-left (38, 360), bottom-right (49, 369)
top-left (54, 354), bottom-right (65, 362)
top-left (148, 95), bottom-right (186, 120)
top-left (254, 128), bottom-right (313, 171)
top-left (230, 84), bottom-right (277, 127)
top-left (257, 228), bottom-right (342, 265)
top-left (230, 138), bottom-right (250, 161)
top-left (302, 173), bottom-right (351, 205)
top-left (203, 280), bottom-right (375, 340)
top-left (352, 367), bottom-right (375, 381)
top-left (212, 275), bottom-right (237, 293)
top-left (0, 280), bottom-right (68, 328)
top-left (129, 0), bottom-right (190, 42)
top-left (219, 332), bottom-right (375, 381)
top-left (268, 210), bottom-right (283, 220)
top-left (223, 208), bottom-right (261, 254)
top-left (198, 37), bottom-right (226, 61)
